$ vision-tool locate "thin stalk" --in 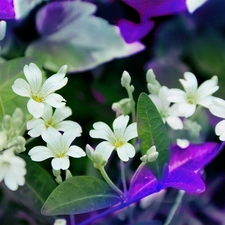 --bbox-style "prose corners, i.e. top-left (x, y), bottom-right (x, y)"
top-left (120, 160), bottom-right (127, 194)
top-left (163, 190), bottom-right (185, 225)
top-left (70, 215), bottom-right (75, 225)
top-left (99, 167), bottom-right (125, 198)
